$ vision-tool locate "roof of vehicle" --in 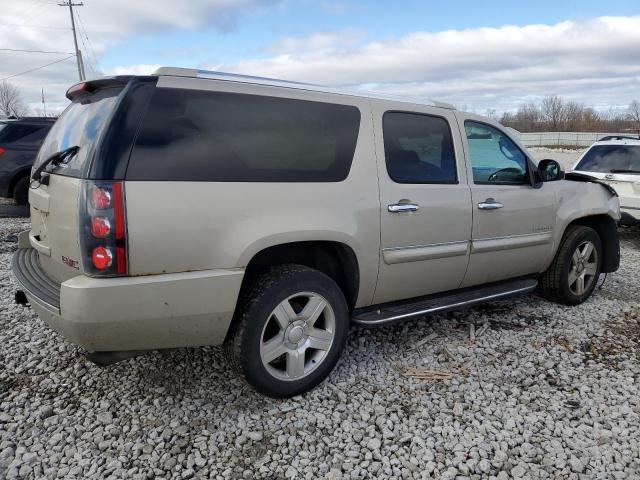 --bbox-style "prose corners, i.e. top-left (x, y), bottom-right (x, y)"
top-left (590, 136), bottom-right (640, 146)
top-left (153, 66), bottom-right (456, 110)
top-left (0, 117), bottom-right (56, 125)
